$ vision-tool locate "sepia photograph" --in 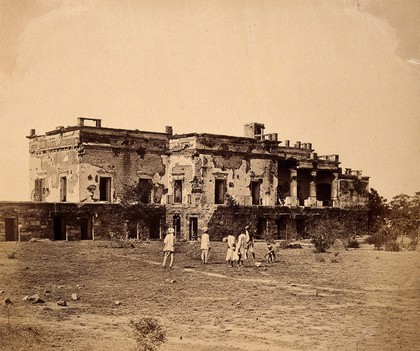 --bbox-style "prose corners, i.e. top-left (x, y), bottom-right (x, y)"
top-left (0, 1), bottom-right (419, 350)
